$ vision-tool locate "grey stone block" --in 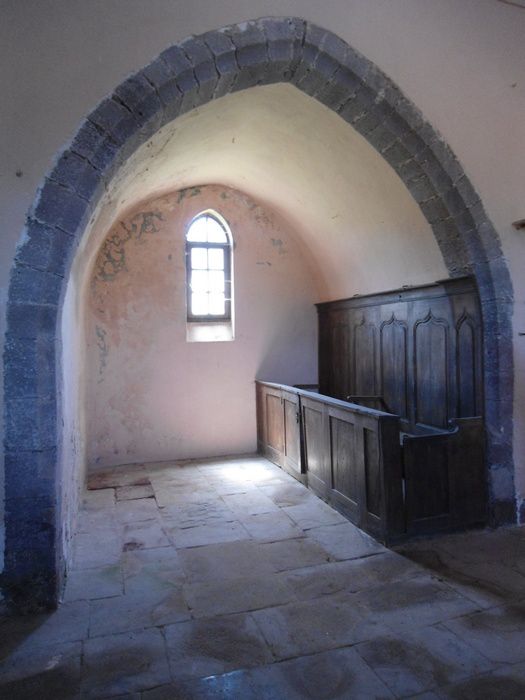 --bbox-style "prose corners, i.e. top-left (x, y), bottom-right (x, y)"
top-left (453, 207), bottom-right (477, 237)
top-left (222, 22), bottom-right (269, 91)
top-left (342, 45), bottom-right (370, 83)
top-left (463, 224), bottom-right (505, 266)
top-left (406, 175), bottom-right (436, 203)
top-left (1, 551), bottom-right (58, 612)
top-left (442, 186), bottom-right (469, 219)
top-left (382, 140), bottom-right (412, 168)
top-left (227, 21), bottom-right (267, 63)
top-left (5, 395), bottom-right (57, 451)
top-left (114, 73), bottom-right (164, 139)
top-left (427, 136), bottom-right (464, 183)
top-left (5, 495), bottom-right (56, 530)
top-left (339, 84), bottom-right (376, 124)
top-left (455, 174), bottom-right (481, 208)
top-left (160, 45), bottom-right (198, 113)
top-left (10, 264), bottom-right (64, 305)
top-left (4, 448), bottom-right (57, 501)
top-left (6, 301), bottom-right (57, 339)
top-left (293, 24), bottom-right (323, 84)
top-left (481, 298), bottom-right (513, 329)
top-left (259, 16), bottom-right (304, 70)
top-left (394, 95), bottom-right (427, 134)
top-left (180, 36), bottom-right (218, 104)
top-left (396, 158), bottom-right (424, 183)
top-left (472, 259), bottom-right (513, 302)
top-left (88, 96), bottom-right (141, 147)
top-left (297, 66), bottom-right (334, 99)
top-left (141, 58), bottom-right (183, 121)
top-left (115, 73), bottom-right (160, 119)
top-left (313, 48), bottom-right (341, 84)
top-left (315, 66), bottom-right (360, 111)
top-left (432, 217), bottom-right (460, 245)
top-left (4, 333), bottom-right (56, 398)
top-left (50, 150), bottom-right (103, 202)
top-left (201, 29), bottom-right (238, 97)
top-left (15, 219), bottom-right (74, 277)
top-left (70, 119), bottom-right (120, 175)
top-left (419, 196), bottom-right (449, 224)
top-left (400, 129), bottom-right (427, 158)
top-left (416, 149), bottom-right (454, 195)
top-left (31, 179), bottom-right (90, 236)
top-left (366, 122), bottom-right (398, 153)
top-left (352, 110), bottom-right (381, 137)
top-left (321, 29), bottom-right (348, 66)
